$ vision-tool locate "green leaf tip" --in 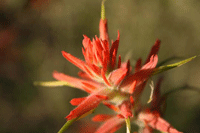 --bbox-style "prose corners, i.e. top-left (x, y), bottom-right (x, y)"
top-left (34, 81), bottom-right (72, 87)
top-left (153, 55), bottom-right (196, 75)
top-left (101, 0), bottom-right (106, 20)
